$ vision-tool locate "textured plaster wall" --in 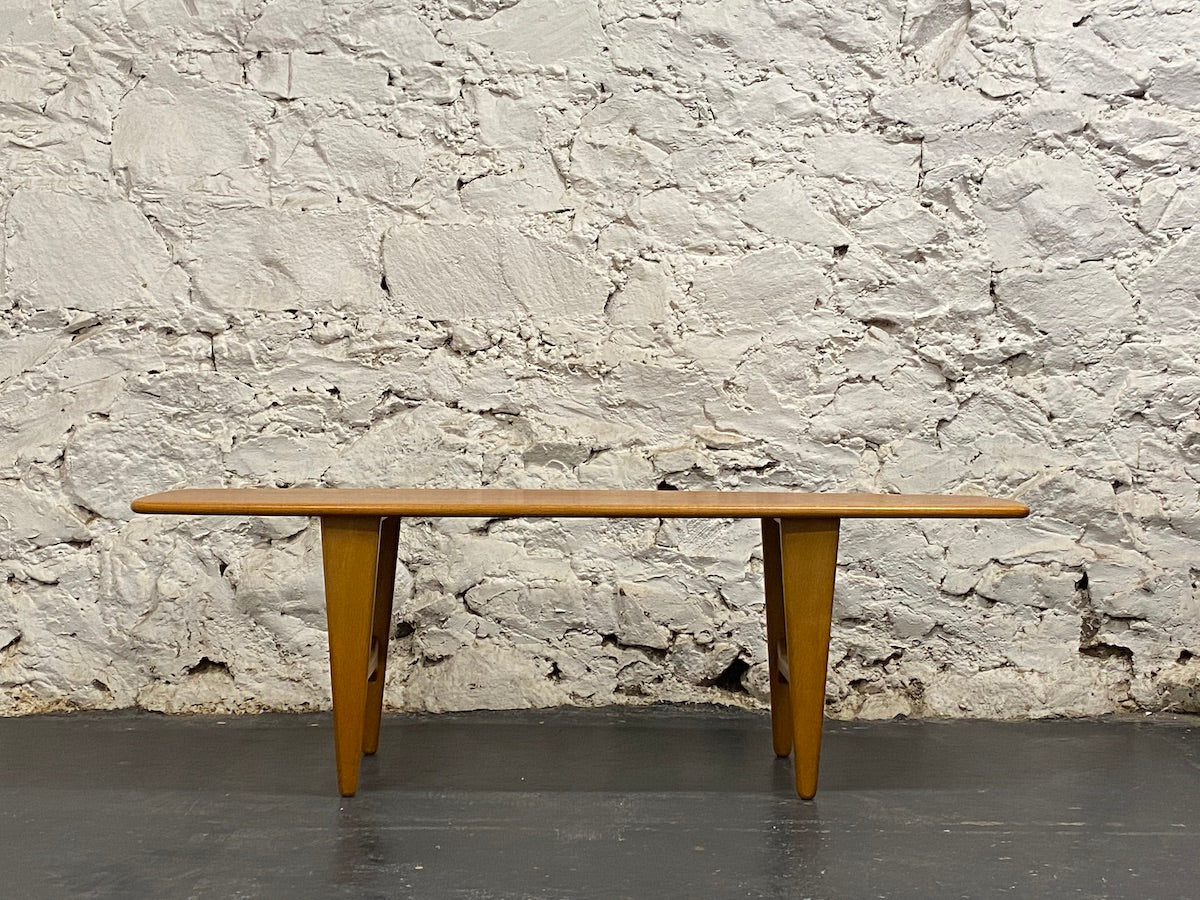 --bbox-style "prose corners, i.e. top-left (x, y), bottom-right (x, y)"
top-left (2, 0), bottom-right (1200, 718)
